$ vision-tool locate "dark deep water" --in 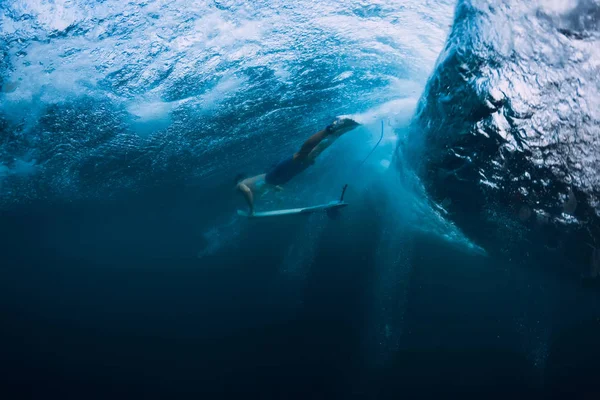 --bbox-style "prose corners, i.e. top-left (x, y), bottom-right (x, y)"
top-left (2, 0), bottom-right (600, 398)
top-left (1, 183), bottom-right (599, 399)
